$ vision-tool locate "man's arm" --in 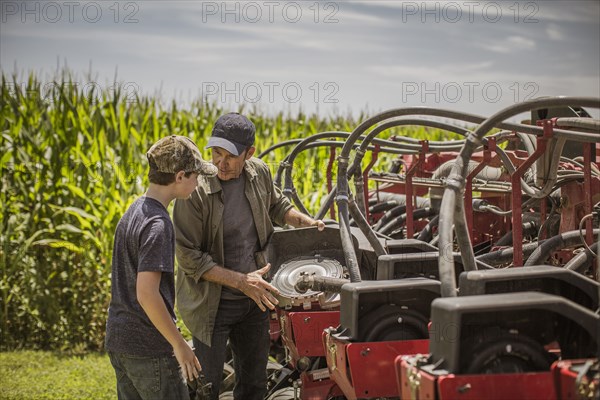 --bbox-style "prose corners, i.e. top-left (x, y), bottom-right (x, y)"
top-left (173, 193), bottom-right (218, 282)
top-left (137, 271), bottom-right (201, 382)
top-left (201, 263), bottom-right (280, 311)
top-left (283, 207), bottom-right (325, 231)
